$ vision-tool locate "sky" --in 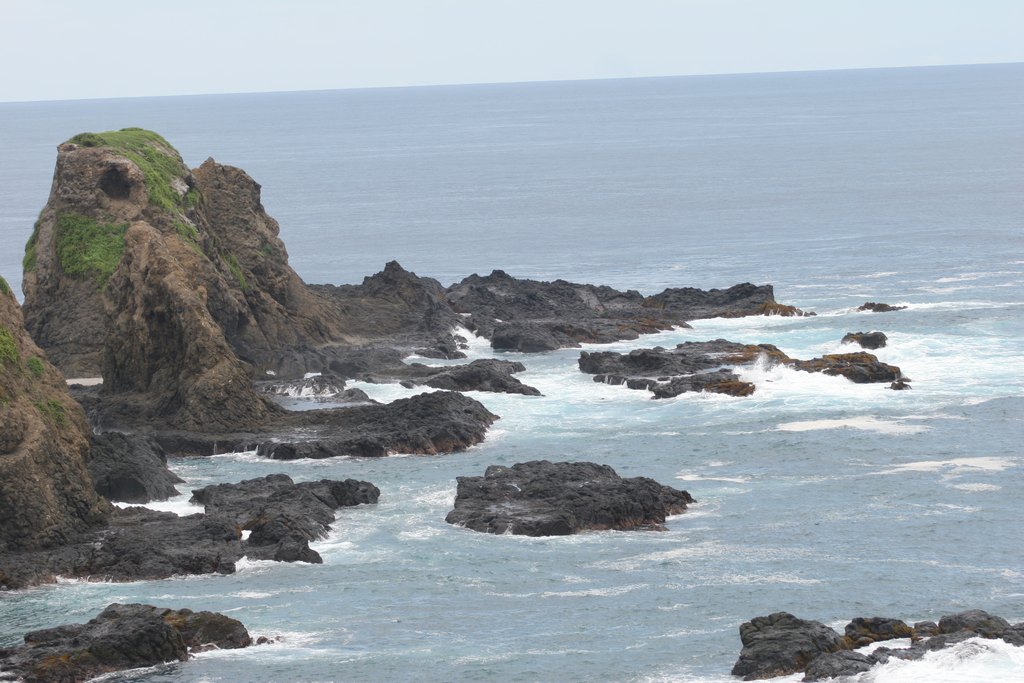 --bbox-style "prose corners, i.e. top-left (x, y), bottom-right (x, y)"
top-left (1, 0), bottom-right (1023, 102)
